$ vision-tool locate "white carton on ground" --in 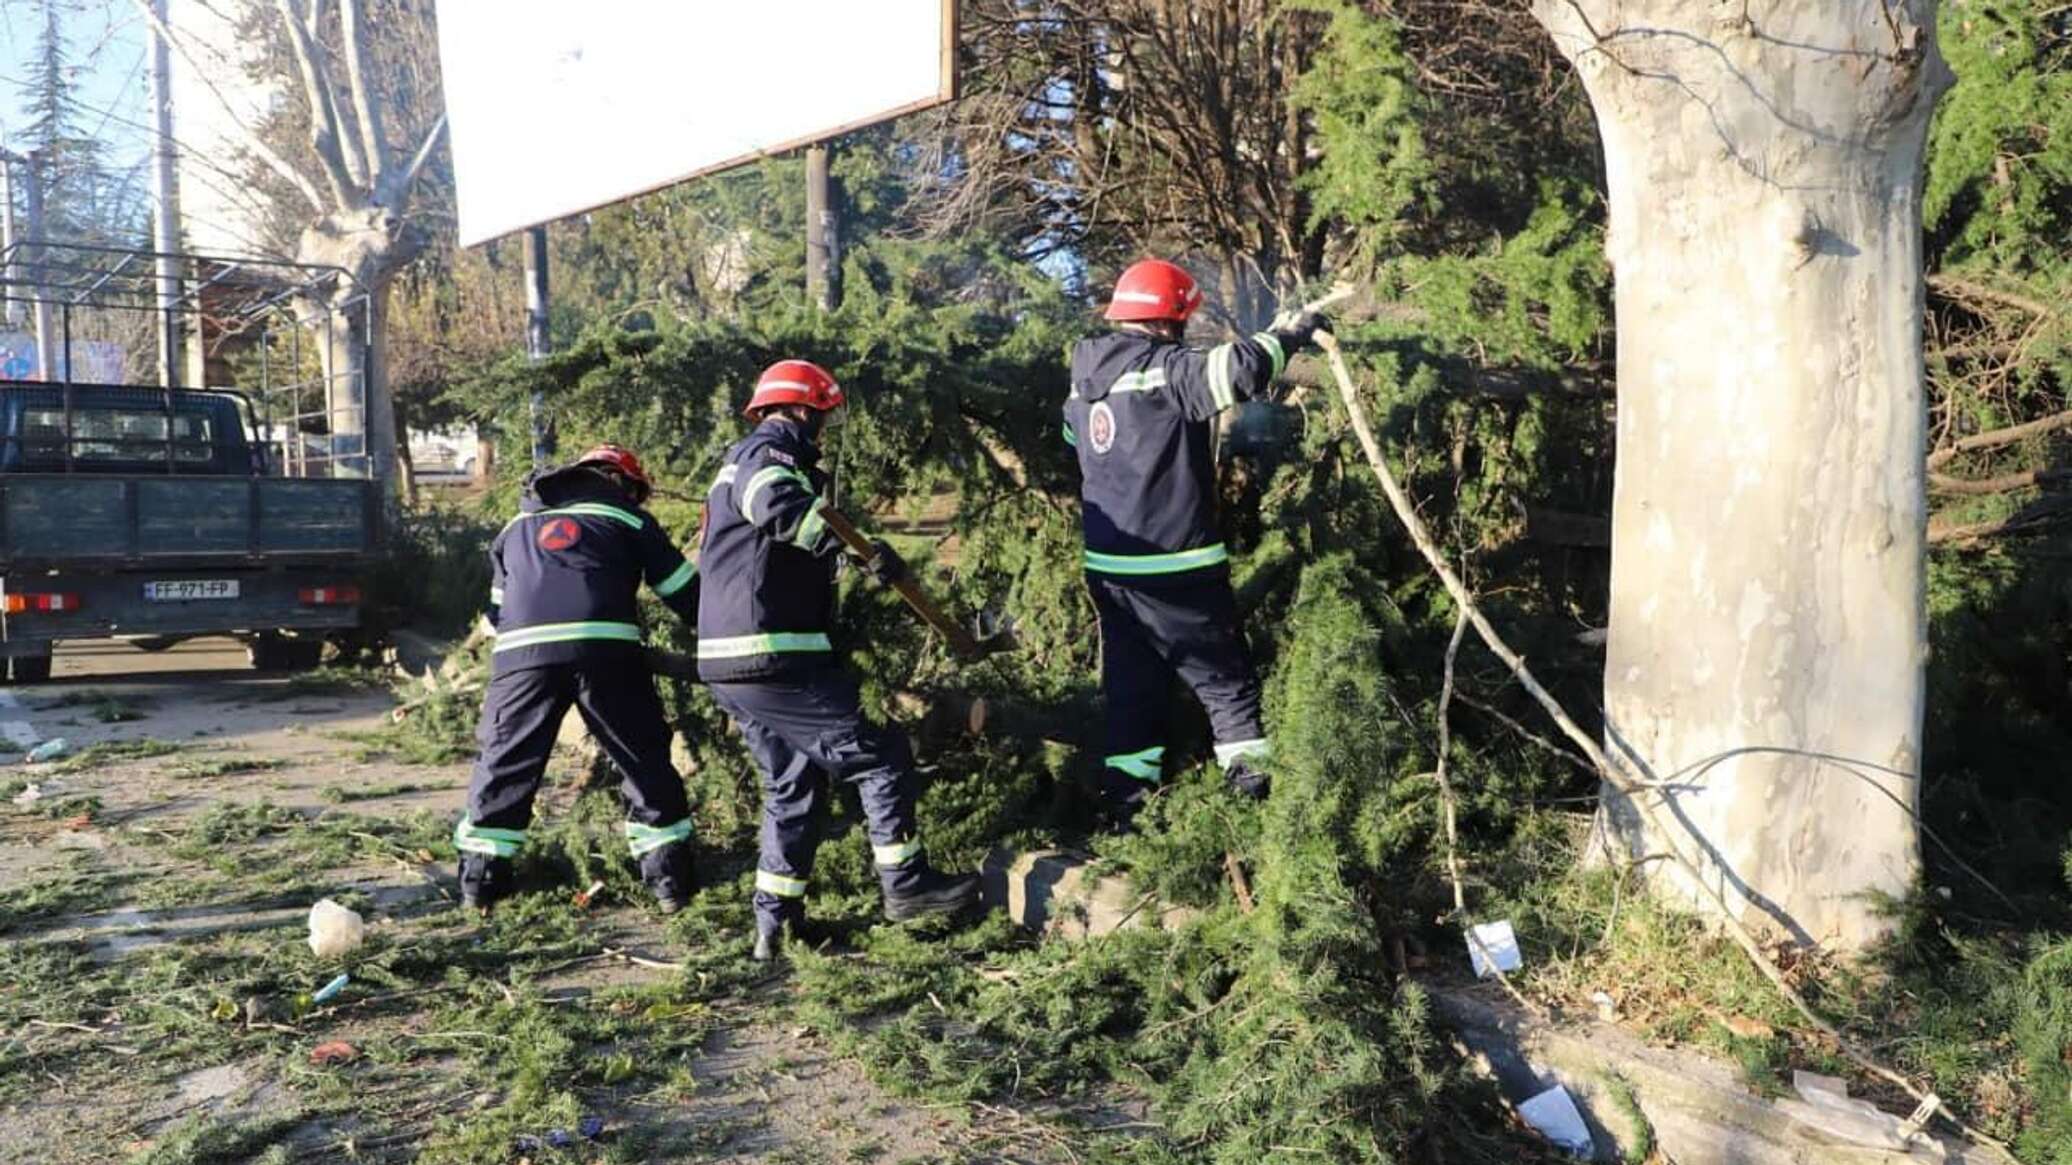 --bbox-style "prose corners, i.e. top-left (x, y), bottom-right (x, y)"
top-left (1467, 919), bottom-right (1523, 978)
top-left (1517, 1083), bottom-right (1596, 1157)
